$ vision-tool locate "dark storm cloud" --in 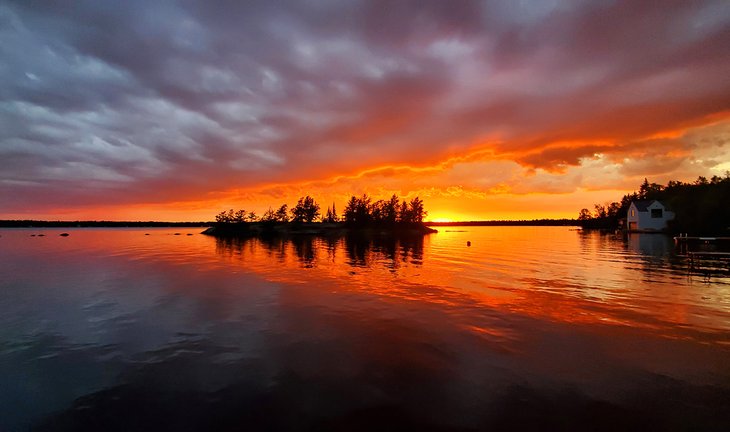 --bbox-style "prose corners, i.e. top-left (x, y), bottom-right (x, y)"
top-left (1, 0), bottom-right (729, 213)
